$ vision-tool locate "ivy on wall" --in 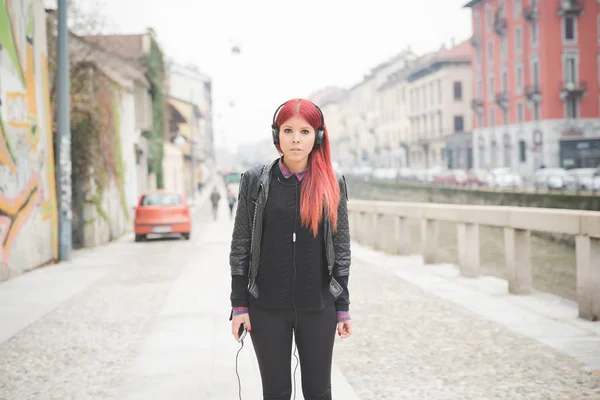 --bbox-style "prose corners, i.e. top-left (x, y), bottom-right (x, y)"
top-left (70, 66), bottom-right (129, 228)
top-left (144, 35), bottom-right (166, 189)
